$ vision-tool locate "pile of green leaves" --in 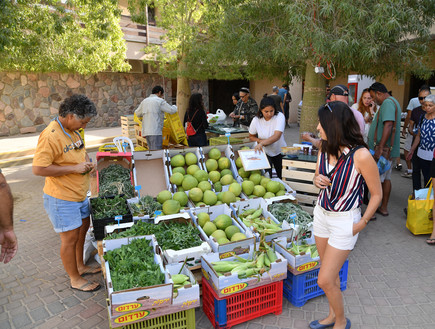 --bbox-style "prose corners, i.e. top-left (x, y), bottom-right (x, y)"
top-left (99, 164), bottom-right (134, 199)
top-left (104, 238), bottom-right (165, 291)
top-left (106, 220), bottom-right (203, 251)
top-left (268, 202), bottom-right (312, 238)
top-left (91, 196), bottom-right (129, 220)
top-left (129, 196), bottom-right (162, 217)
